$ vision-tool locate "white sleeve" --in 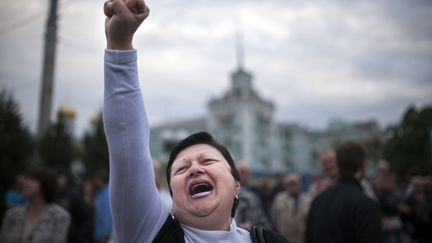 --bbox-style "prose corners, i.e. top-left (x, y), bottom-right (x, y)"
top-left (103, 49), bottom-right (169, 243)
